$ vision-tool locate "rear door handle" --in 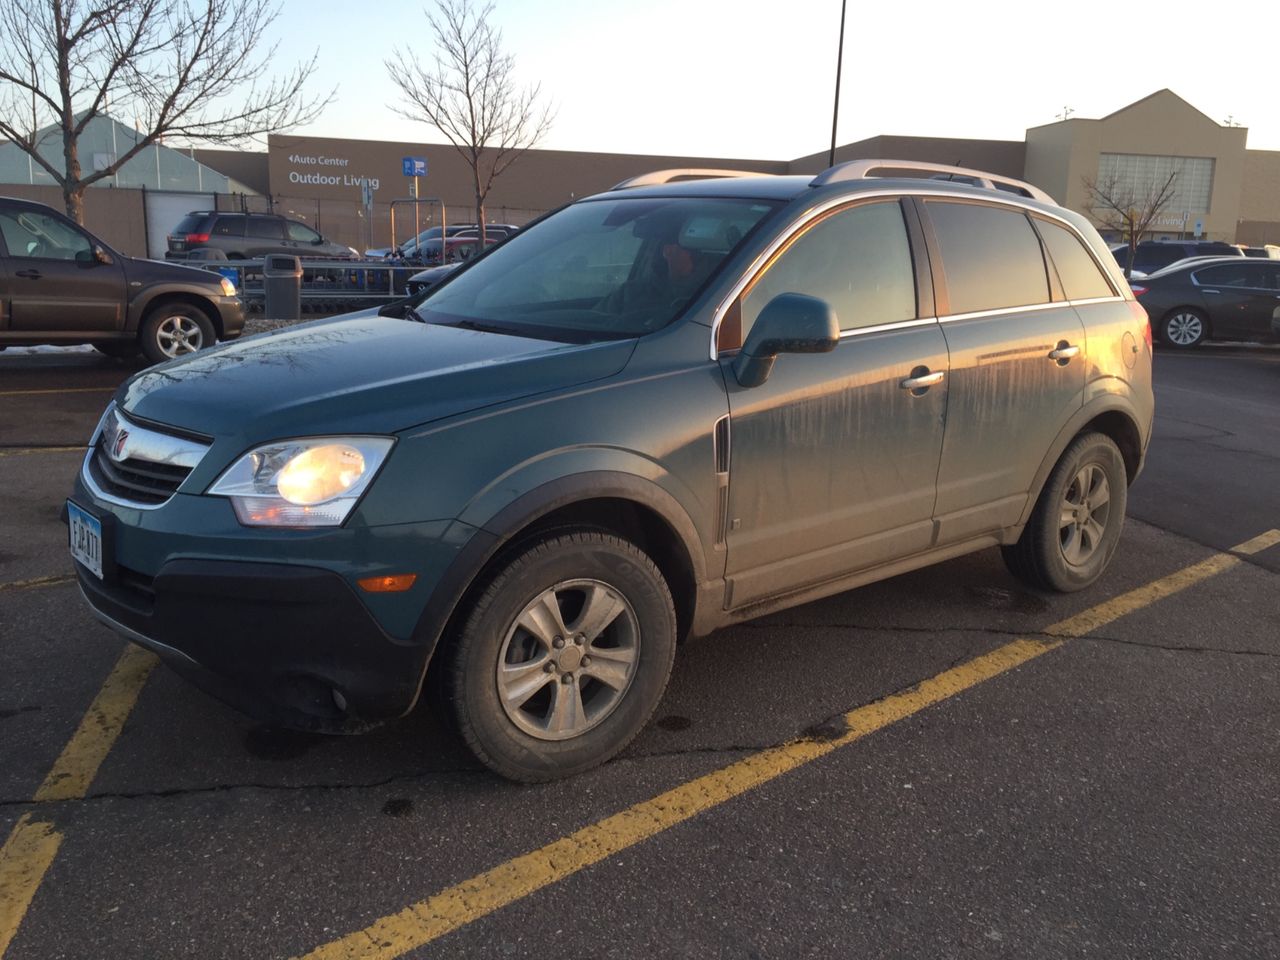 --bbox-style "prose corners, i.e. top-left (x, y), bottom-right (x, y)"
top-left (1048, 344), bottom-right (1080, 361)
top-left (15, 269), bottom-right (41, 279)
top-left (900, 369), bottom-right (945, 391)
